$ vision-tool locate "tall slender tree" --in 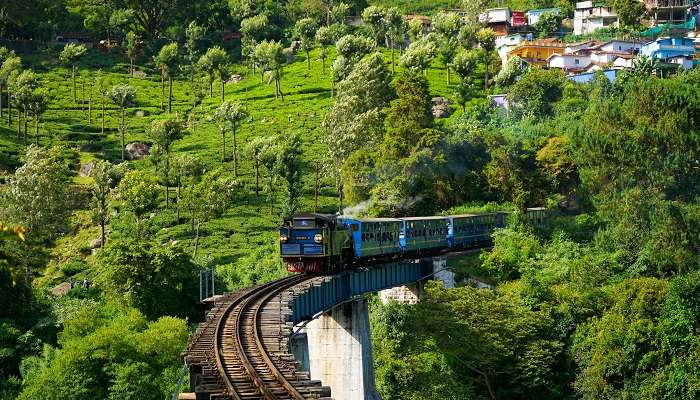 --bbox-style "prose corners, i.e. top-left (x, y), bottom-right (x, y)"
top-left (155, 43), bottom-right (179, 113)
top-left (294, 18), bottom-right (317, 71)
top-left (185, 21), bottom-right (205, 108)
top-left (147, 117), bottom-right (186, 207)
top-left (125, 31), bottom-right (139, 76)
top-left (2, 55), bottom-right (21, 126)
top-left (109, 84), bottom-right (136, 161)
top-left (214, 101), bottom-right (248, 176)
top-left (59, 43), bottom-right (86, 103)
